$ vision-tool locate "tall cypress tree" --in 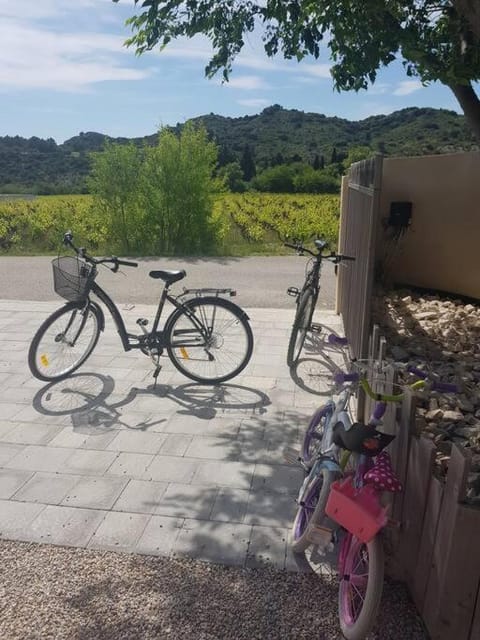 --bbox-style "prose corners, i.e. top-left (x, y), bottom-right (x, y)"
top-left (240, 144), bottom-right (256, 181)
